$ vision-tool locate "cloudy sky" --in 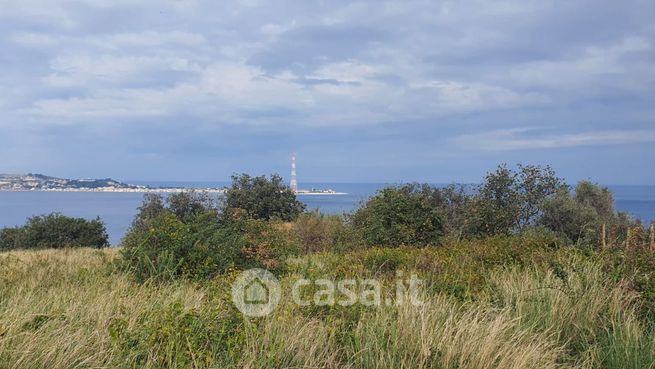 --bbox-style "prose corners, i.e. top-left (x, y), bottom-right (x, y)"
top-left (1, 0), bottom-right (653, 184)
